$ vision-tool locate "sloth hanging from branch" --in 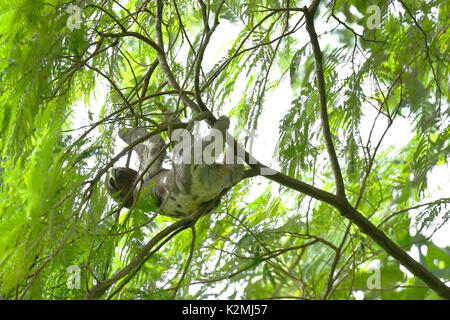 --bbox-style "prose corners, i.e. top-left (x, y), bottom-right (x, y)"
top-left (105, 115), bottom-right (252, 218)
